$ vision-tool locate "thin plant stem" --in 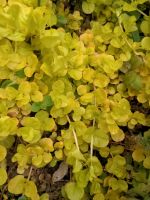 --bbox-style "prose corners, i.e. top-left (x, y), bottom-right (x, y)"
top-left (91, 86), bottom-right (96, 159)
top-left (93, 118), bottom-right (95, 127)
top-left (90, 135), bottom-right (94, 159)
top-left (137, 8), bottom-right (148, 17)
top-left (66, 115), bottom-right (80, 151)
top-left (118, 21), bottom-right (141, 57)
top-left (72, 129), bottom-right (80, 151)
top-left (27, 166), bottom-right (33, 181)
